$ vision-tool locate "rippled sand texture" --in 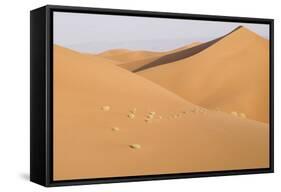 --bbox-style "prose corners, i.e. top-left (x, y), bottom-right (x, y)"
top-left (53, 26), bottom-right (269, 180)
